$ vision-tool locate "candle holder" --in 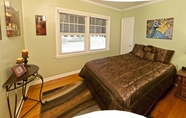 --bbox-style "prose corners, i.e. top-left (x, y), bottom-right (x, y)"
top-left (23, 57), bottom-right (29, 67)
top-left (16, 58), bottom-right (24, 64)
top-left (22, 50), bottom-right (29, 68)
top-left (16, 62), bottom-right (23, 64)
top-left (22, 57), bottom-right (30, 68)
